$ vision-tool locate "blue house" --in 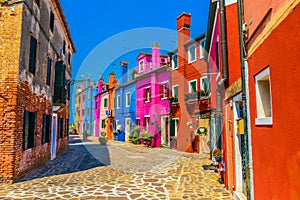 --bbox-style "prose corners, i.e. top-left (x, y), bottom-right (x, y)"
top-left (114, 61), bottom-right (137, 141)
top-left (83, 80), bottom-right (98, 136)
